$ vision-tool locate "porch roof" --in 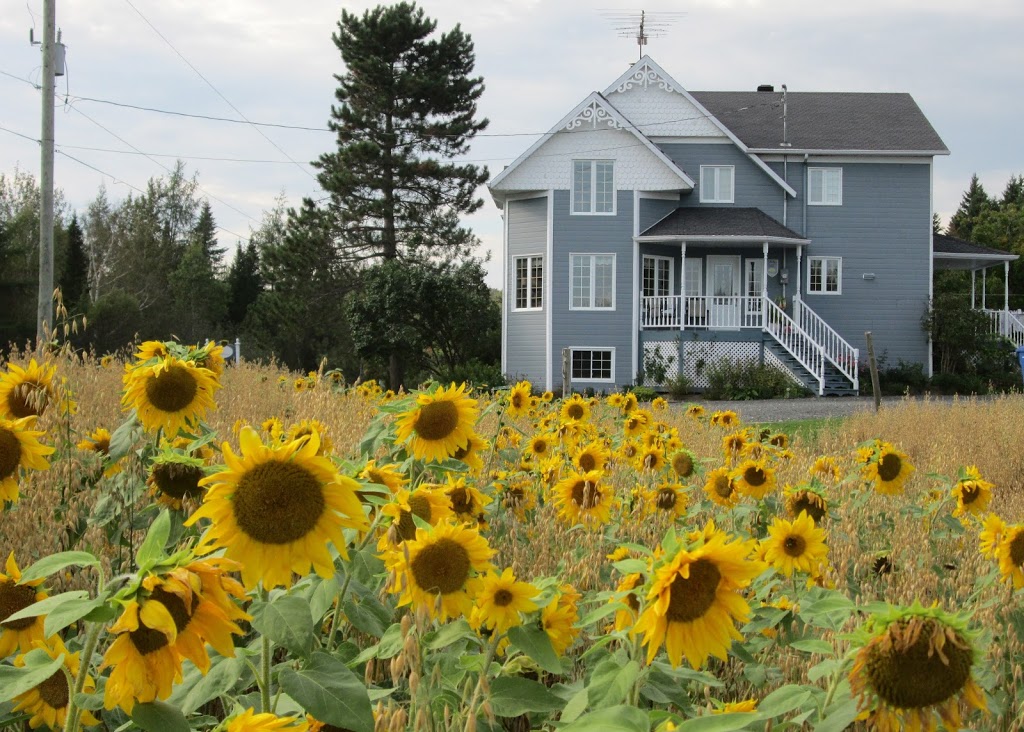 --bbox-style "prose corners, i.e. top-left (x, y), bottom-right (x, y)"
top-left (933, 233), bottom-right (1019, 270)
top-left (638, 207), bottom-right (809, 245)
